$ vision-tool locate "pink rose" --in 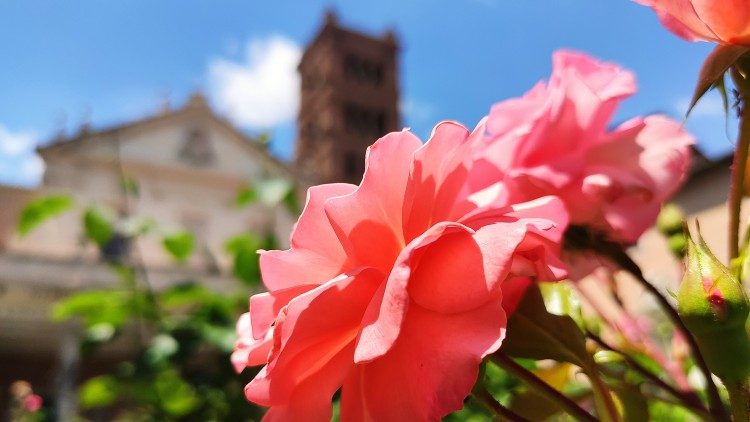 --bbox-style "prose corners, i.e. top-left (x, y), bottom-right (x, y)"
top-left (634, 0), bottom-right (750, 46)
top-left (23, 394), bottom-right (43, 412)
top-left (232, 122), bottom-right (569, 421)
top-left (477, 50), bottom-right (693, 244)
